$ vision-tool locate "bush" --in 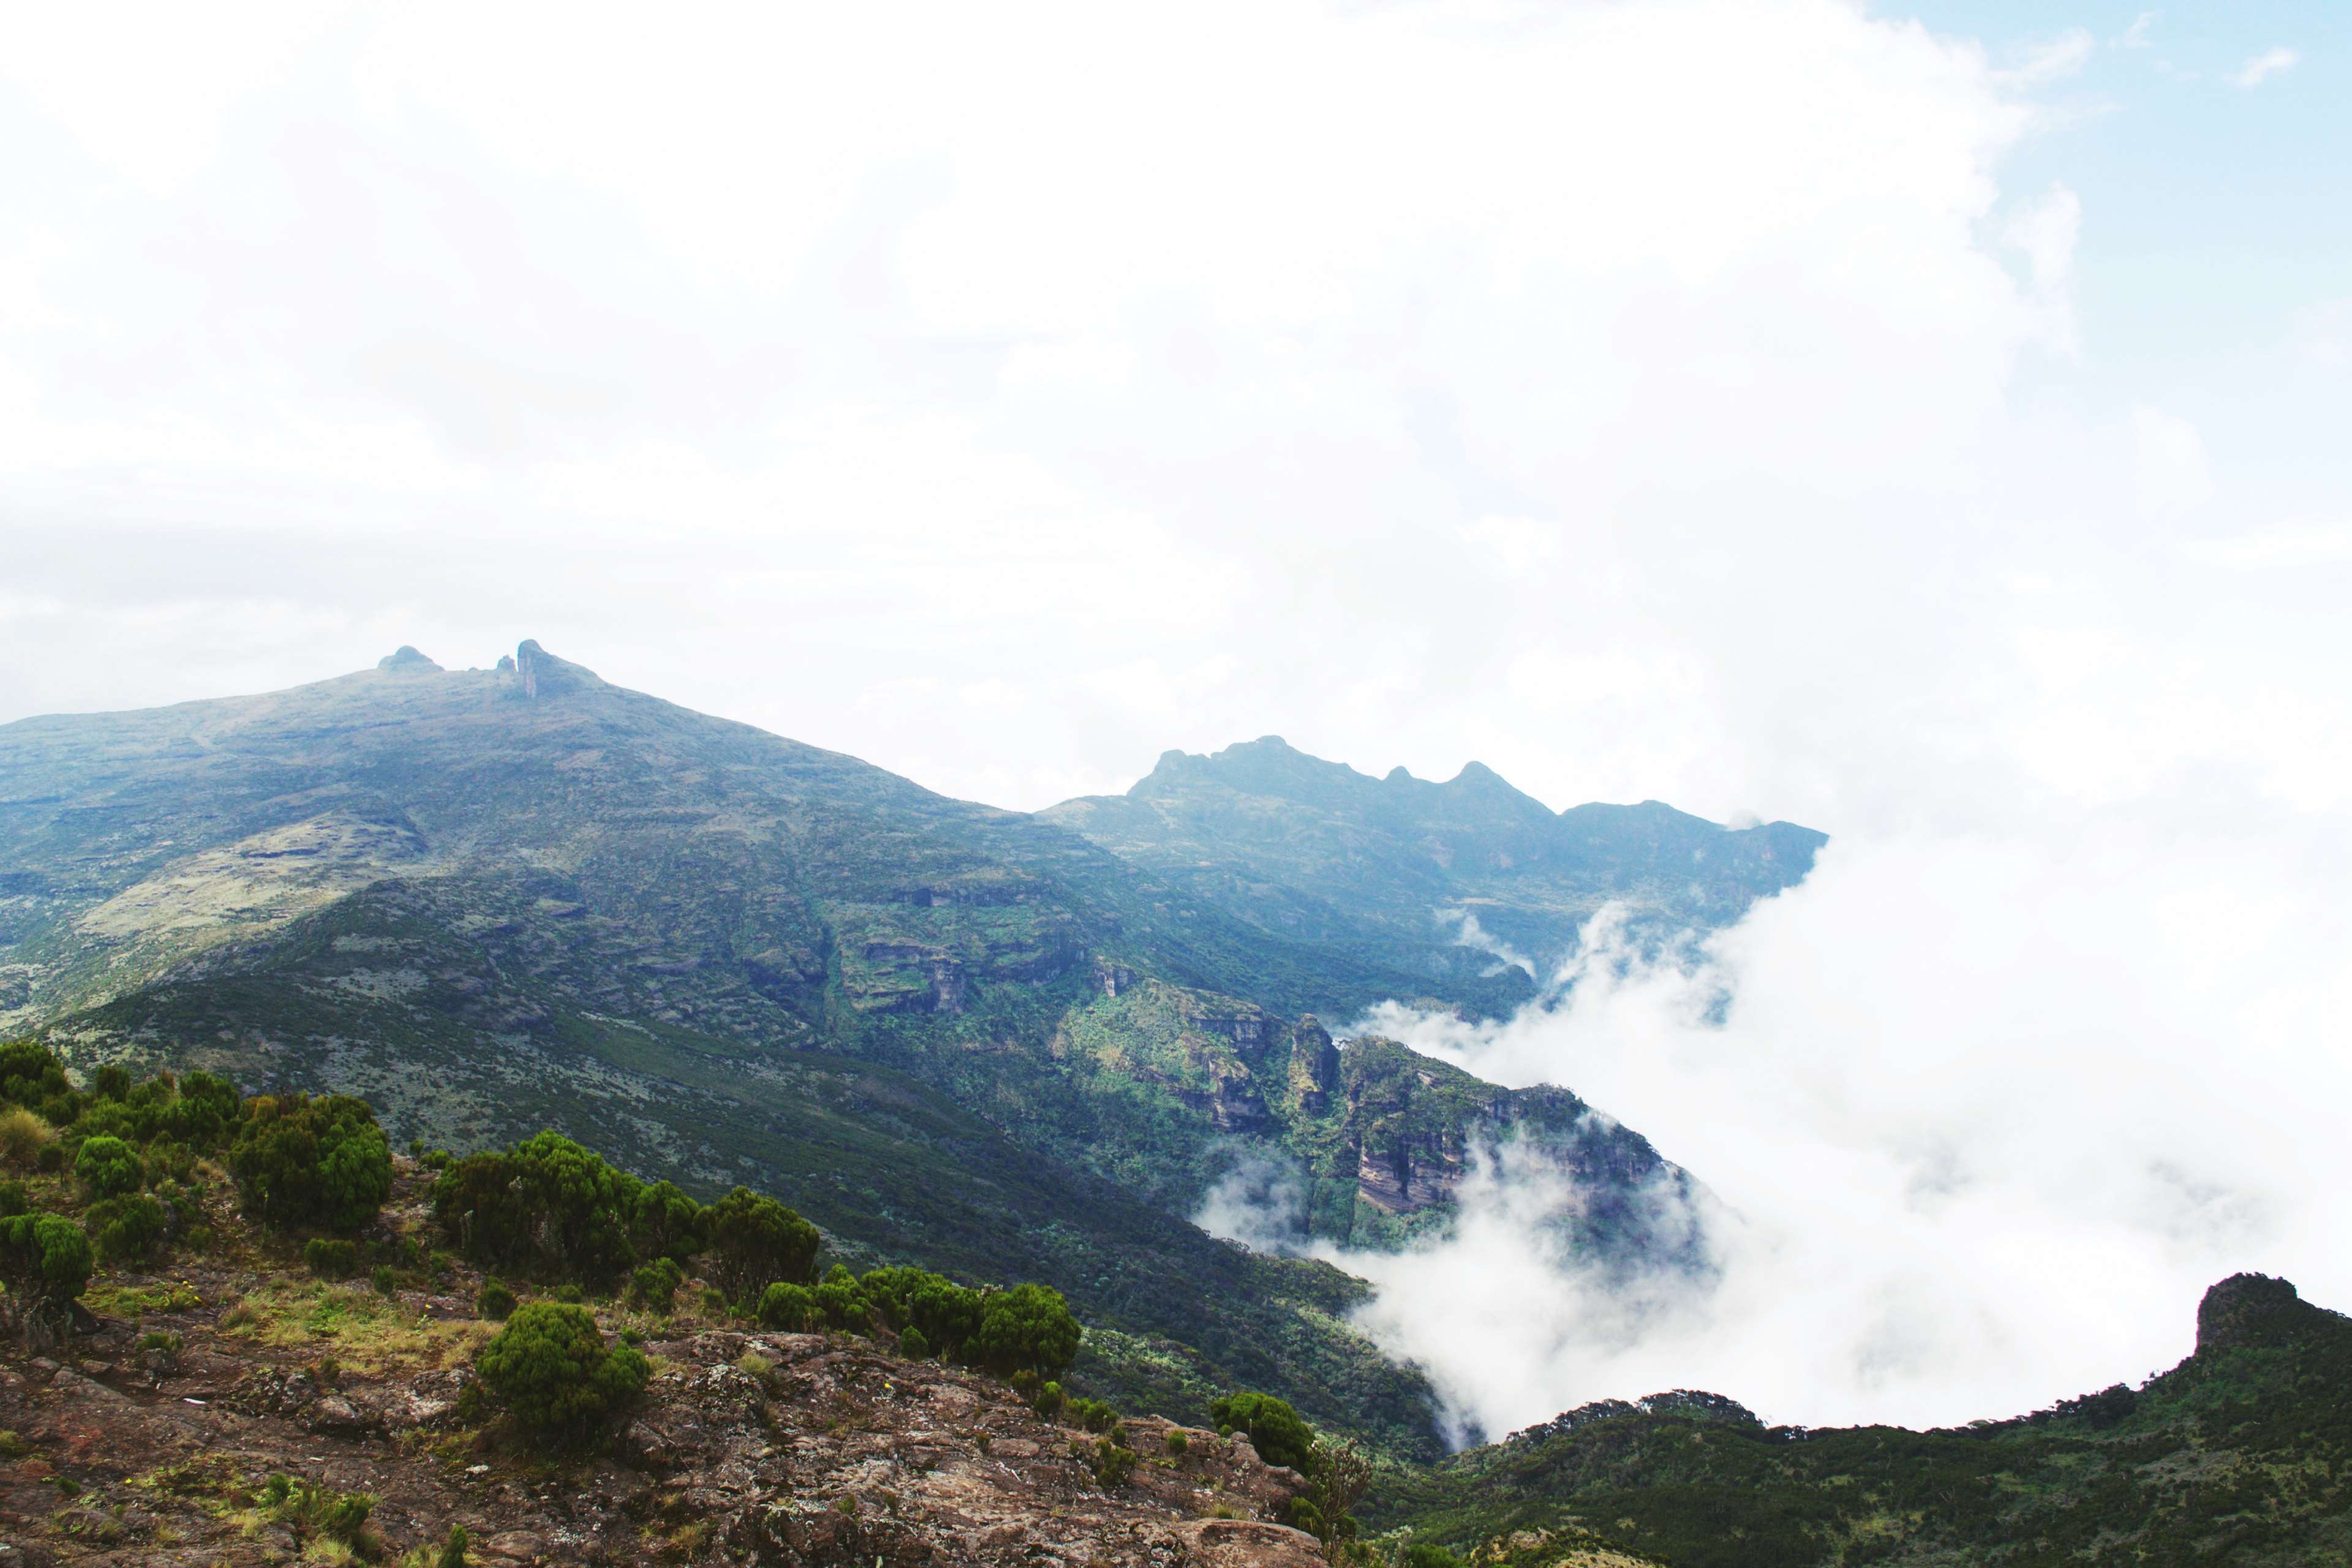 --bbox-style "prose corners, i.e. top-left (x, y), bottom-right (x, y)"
top-left (433, 1131), bottom-right (650, 1287)
top-left (0, 1107), bottom-right (53, 1169)
top-left (628, 1256), bottom-right (683, 1312)
top-left (1210, 1391), bottom-right (1317, 1474)
top-left (813, 1264), bottom-right (870, 1331)
top-left (860, 1265), bottom-right (984, 1358)
top-left (898, 1326), bottom-right (930, 1360)
top-left (88, 1193), bottom-right (169, 1263)
top-left (703, 1186), bottom-right (820, 1300)
top-left (476, 1278), bottom-right (517, 1321)
top-left (372, 1265), bottom-right (399, 1297)
top-left (0, 1180), bottom-right (25, 1218)
top-left (1090, 1434), bottom-right (1136, 1487)
top-left (1068, 1396), bottom-right (1120, 1434)
top-left (0, 1213), bottom-right (93, 1345)
top-left (304, 1238), bottom-right (361, 1280)
top-left (630, 1180), bottom-right (703, 1265)
top-left (967, 1283), bottom-right (1082, 1382)
top-left (475, 1302), bottom-right (649, 1440)
top-left (1165, 1428), bottom-right (1189, 1456)
top-left (0, 1042), bottom-right (76, 1120)
top-left (756, 1281), bottom-right (817, 1332)
top-left (1404, 1544), bottom-right (1466, 1568)
top-left (74, 1135), bottom-right (143, 1199)
top-left (229, 1093), bottom-right (392, 1233)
